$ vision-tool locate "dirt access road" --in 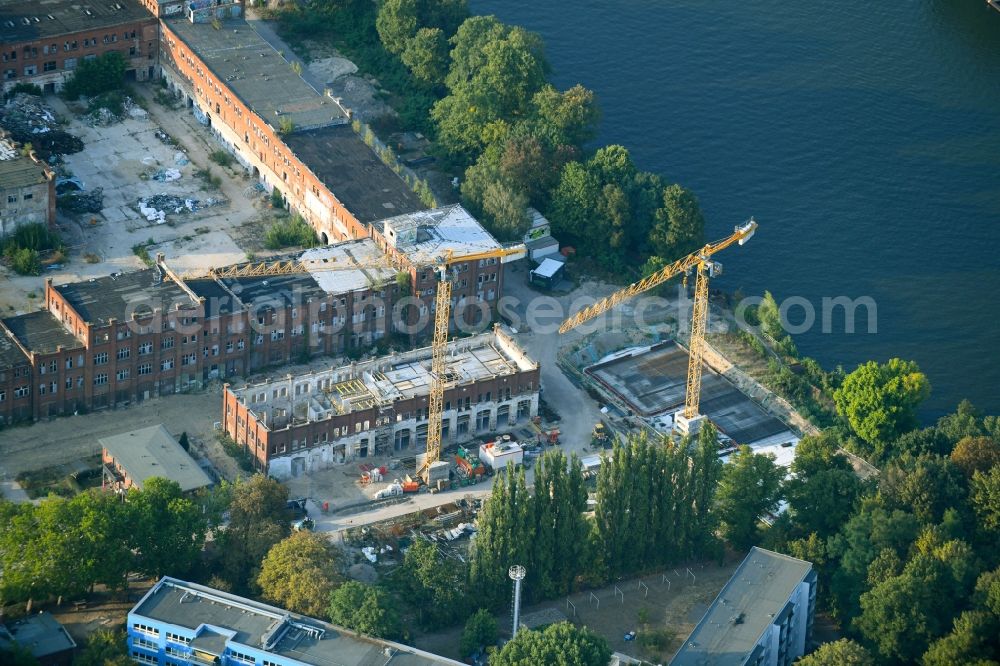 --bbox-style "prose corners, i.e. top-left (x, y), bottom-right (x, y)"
top-left (0, 387), bottom-right (237, 481)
